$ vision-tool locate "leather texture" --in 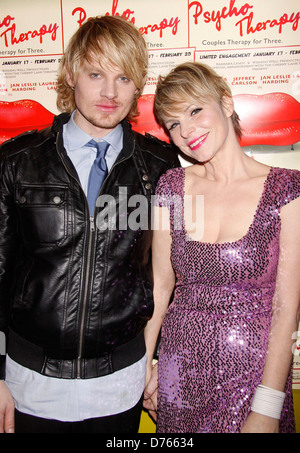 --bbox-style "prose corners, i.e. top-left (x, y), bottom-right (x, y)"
top-left (0, 114), bottom-right (180, 378)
